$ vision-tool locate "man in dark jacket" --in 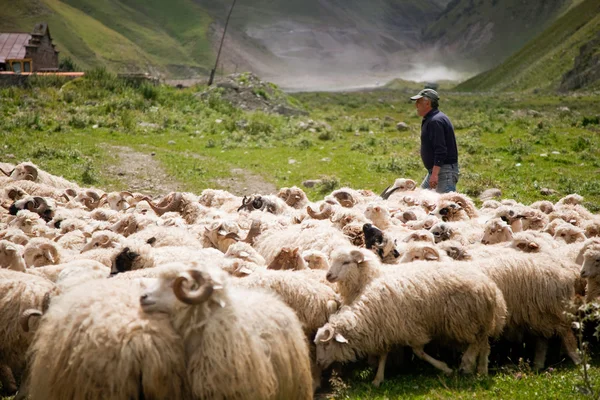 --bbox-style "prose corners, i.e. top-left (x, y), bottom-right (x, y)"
top-left (410, 89), bottom-right (459, 193)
